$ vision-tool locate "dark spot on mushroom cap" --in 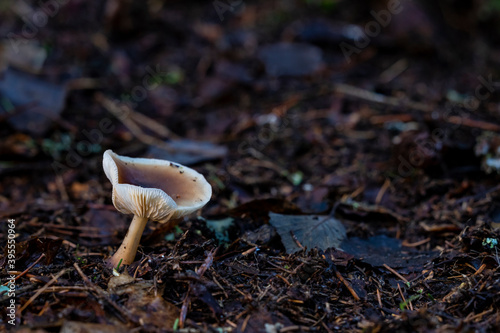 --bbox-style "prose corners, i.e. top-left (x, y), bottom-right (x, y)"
top-left (113, 155), bottom-right (207, 207)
